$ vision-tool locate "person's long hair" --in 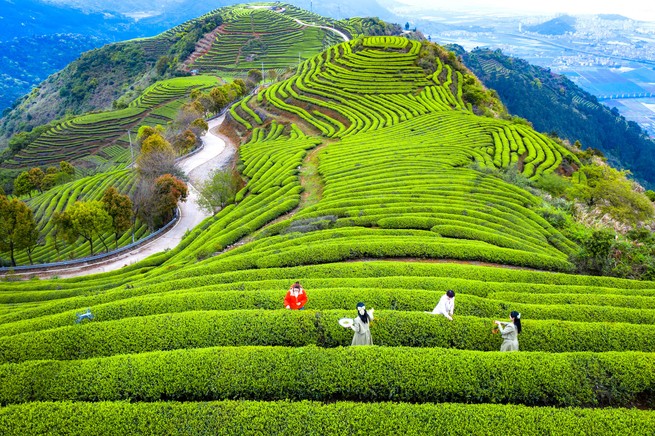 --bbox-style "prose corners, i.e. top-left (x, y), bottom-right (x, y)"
top-left (510, 311), bottom-right (522, 334)
top-left (356, 302), bottom-right (369, 324)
